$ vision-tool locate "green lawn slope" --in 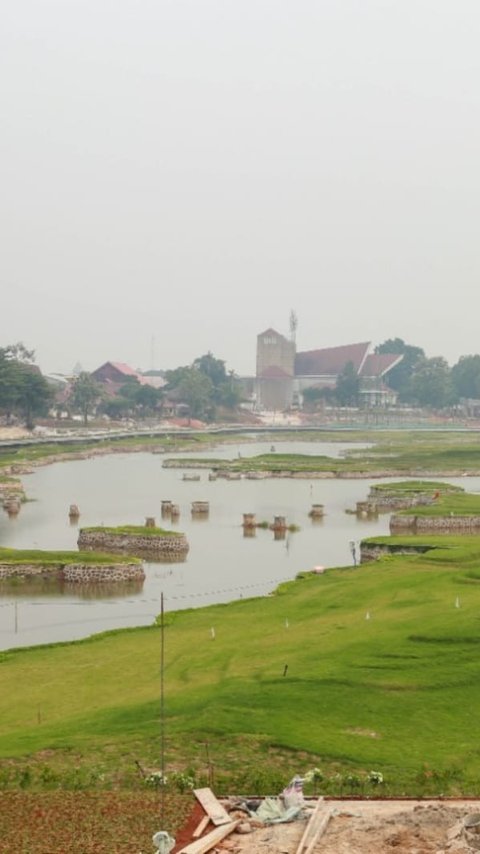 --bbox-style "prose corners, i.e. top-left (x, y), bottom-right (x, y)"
top-left (3, 545), bottom-right (480, 794)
